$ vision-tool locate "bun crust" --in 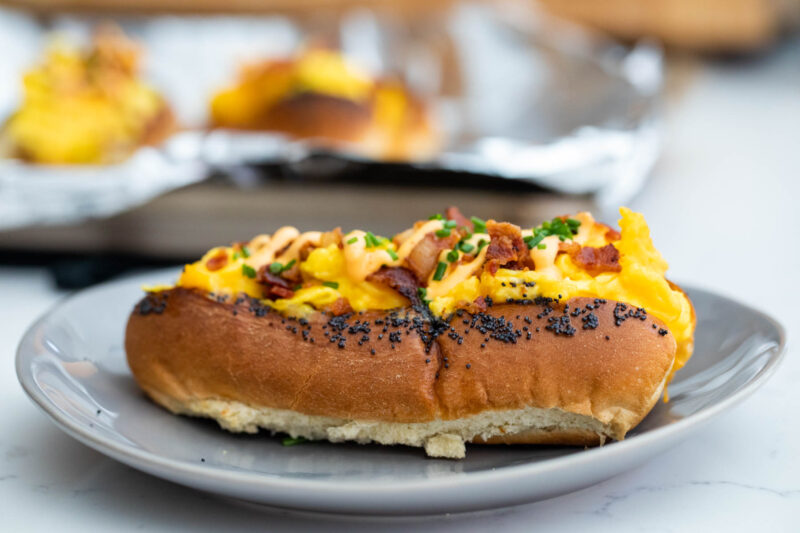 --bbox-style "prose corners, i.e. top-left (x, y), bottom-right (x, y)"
top-left (126, 288), bottom-right (675, 458)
